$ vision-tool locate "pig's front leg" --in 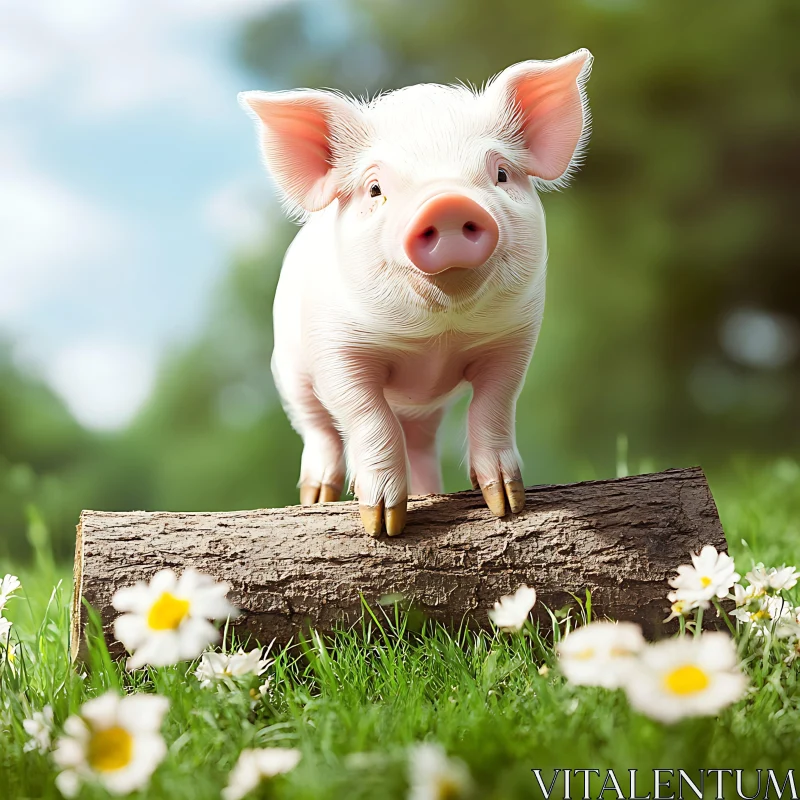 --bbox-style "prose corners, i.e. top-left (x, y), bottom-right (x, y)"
top-left (316, 357), bottom-right (408, 537)
top-left (466, 338), bottom-right (533, 517)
